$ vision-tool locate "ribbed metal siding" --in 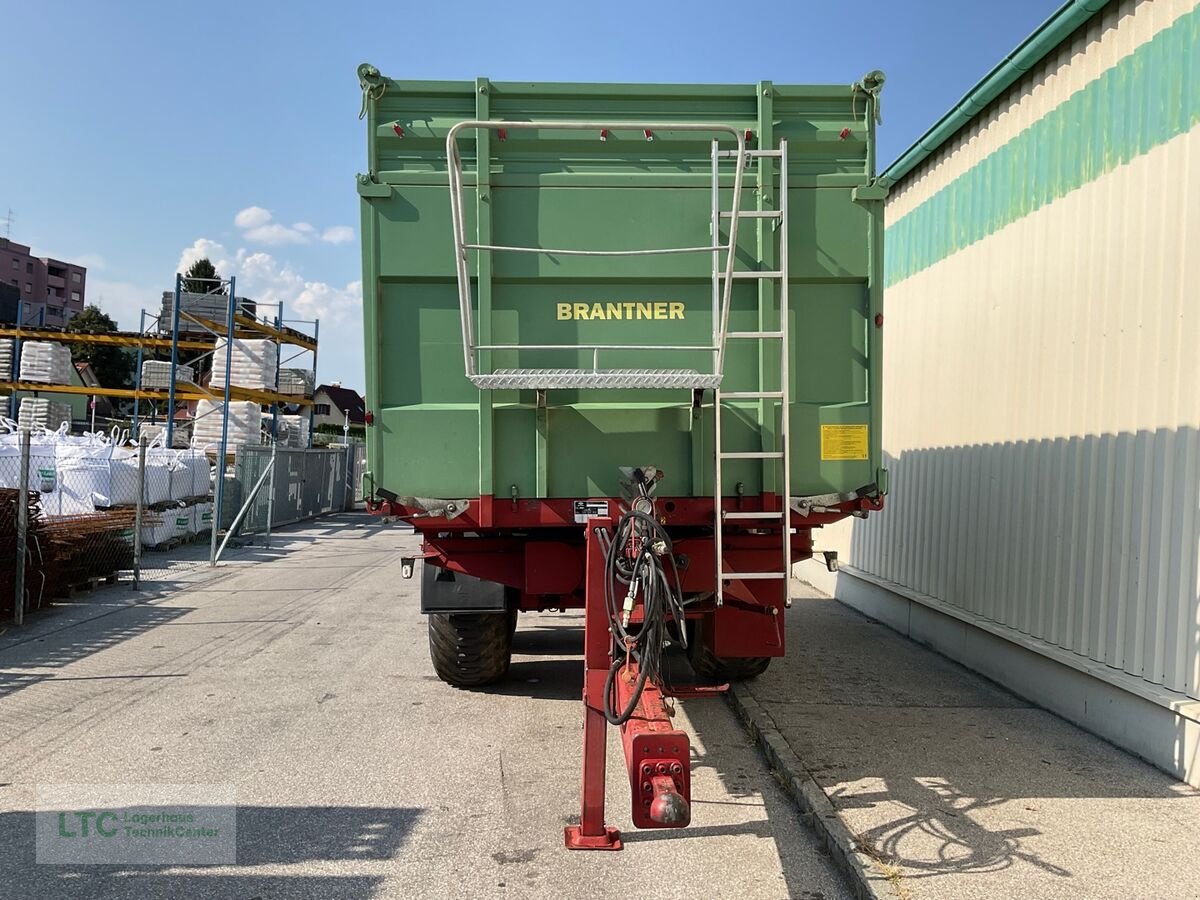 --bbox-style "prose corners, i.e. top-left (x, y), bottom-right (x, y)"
top-left (846, 0), bottom-right (1200, 699)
